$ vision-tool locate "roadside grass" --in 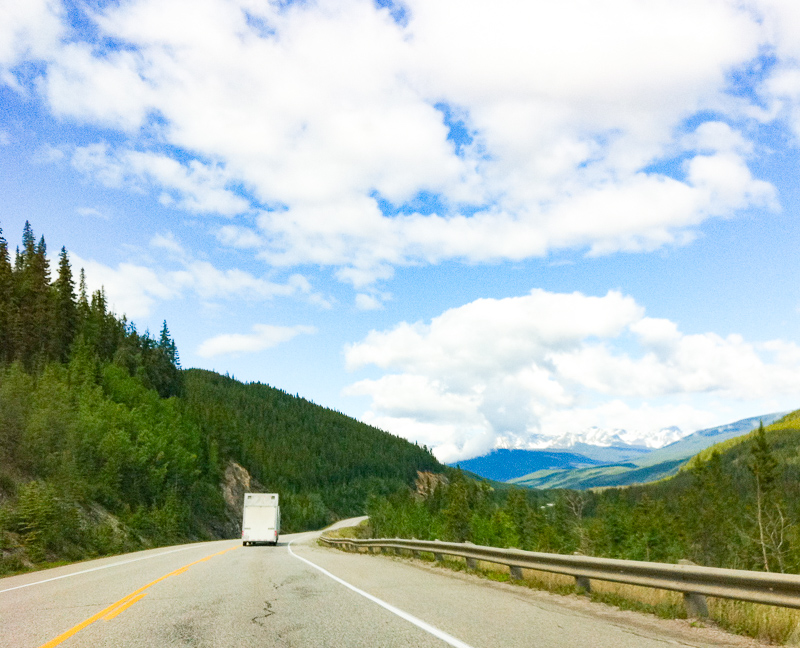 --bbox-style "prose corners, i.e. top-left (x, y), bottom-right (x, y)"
top-left (707, 599), bottom-right (800, 645)
top-left (324, 528), bottom-right (800, 645)
top-left (0, 555), bottom-right (74, 578)
top-left (321, 519), bottom-right (371, 540)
